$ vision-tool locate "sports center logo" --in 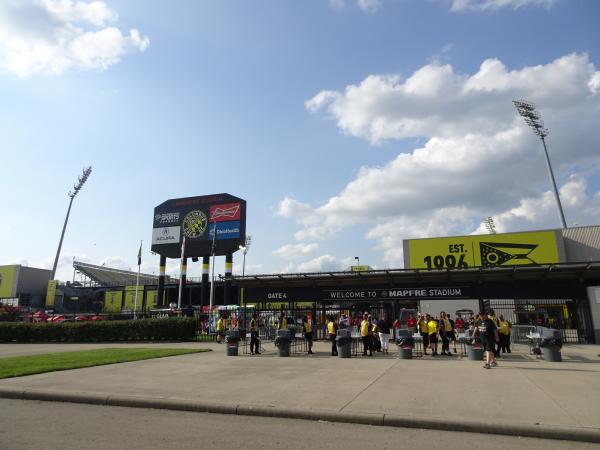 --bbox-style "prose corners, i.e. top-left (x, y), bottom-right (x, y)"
top-left (183, 210), bottom-right (208, 238)
top-left (480, 242), bottom-right (539, 268)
